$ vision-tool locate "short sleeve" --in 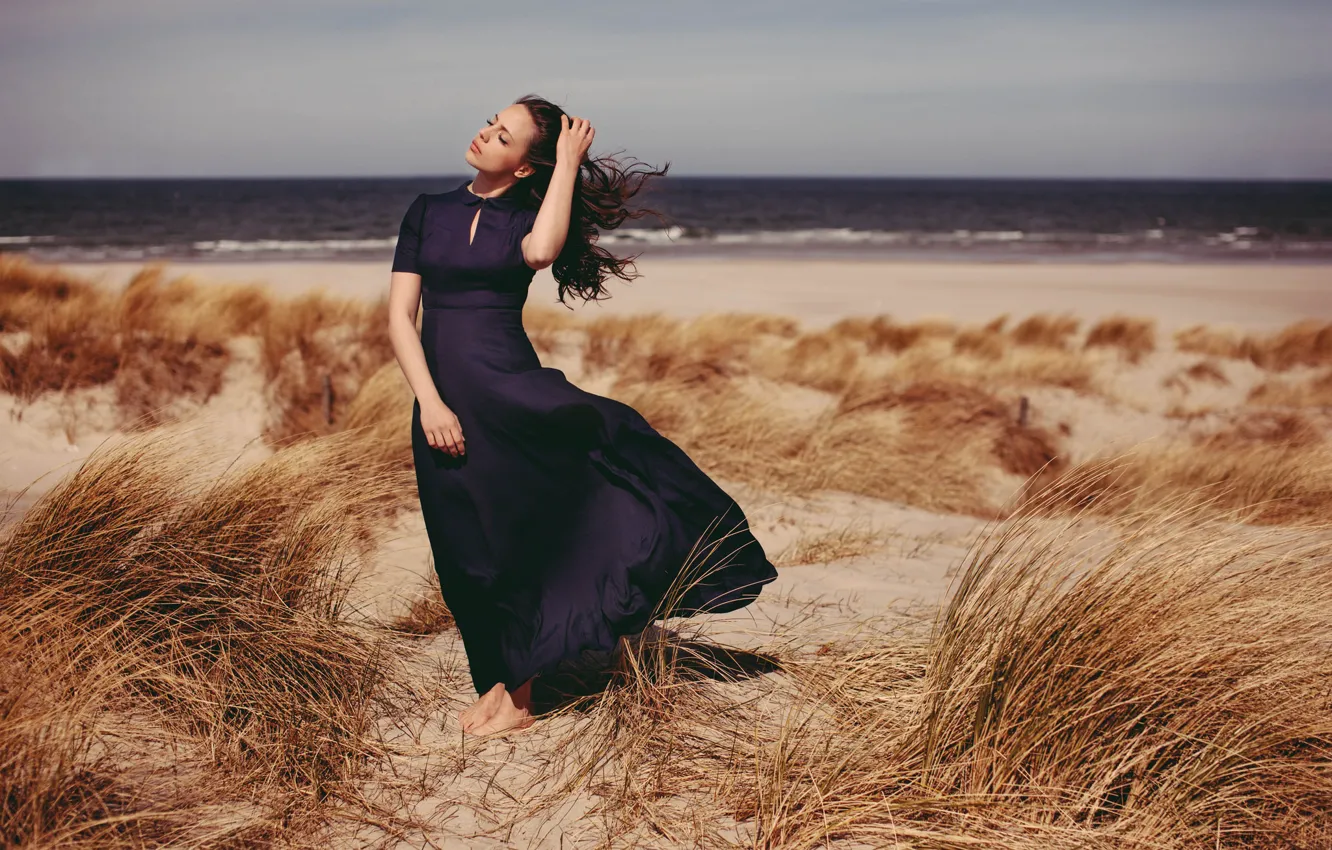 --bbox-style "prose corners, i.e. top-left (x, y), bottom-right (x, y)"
top-left (508, 207), bottom-right (540, 261)
top-left (391, 193), bottom-right (426, 274)
top-left (516, 207), bottom-right (539, 235)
